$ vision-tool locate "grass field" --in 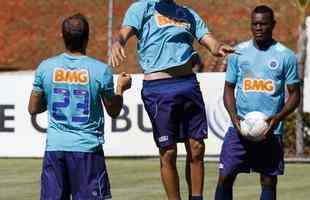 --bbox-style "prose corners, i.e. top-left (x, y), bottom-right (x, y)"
top-left (1, 158), bottom-right (310, 200)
